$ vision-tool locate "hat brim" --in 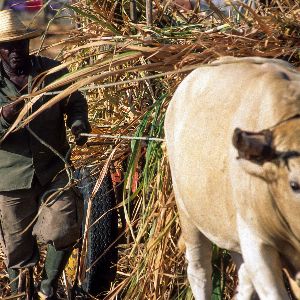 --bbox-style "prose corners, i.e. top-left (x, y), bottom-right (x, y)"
top-left (0, 29), bottom-right (43, 43)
